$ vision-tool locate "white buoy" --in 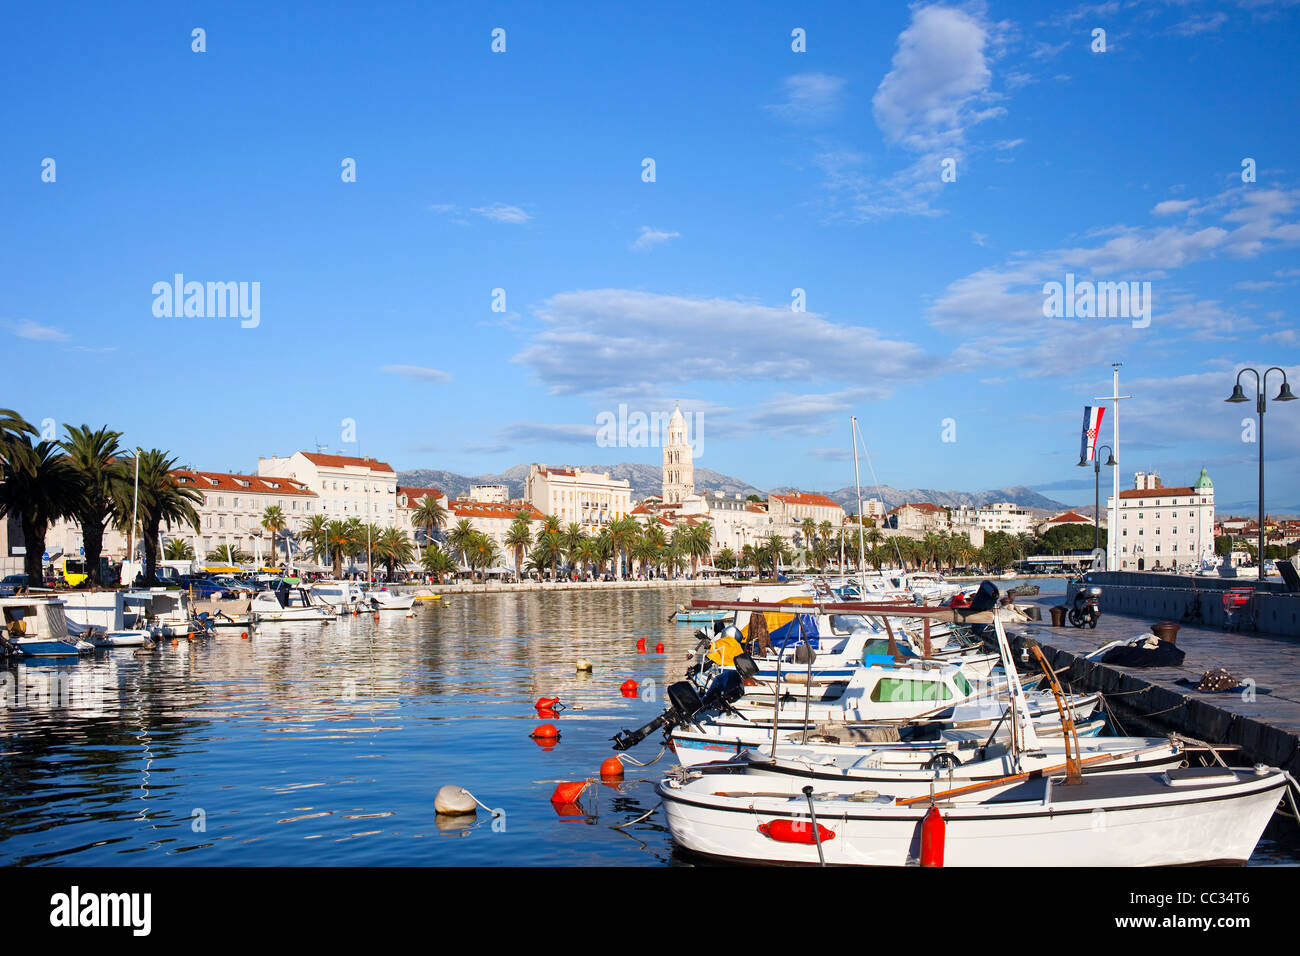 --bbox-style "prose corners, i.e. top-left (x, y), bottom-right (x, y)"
top-left (435, 785), bottom-right (477, 816)
top-left (576, 658), bottom-right (593, 673)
